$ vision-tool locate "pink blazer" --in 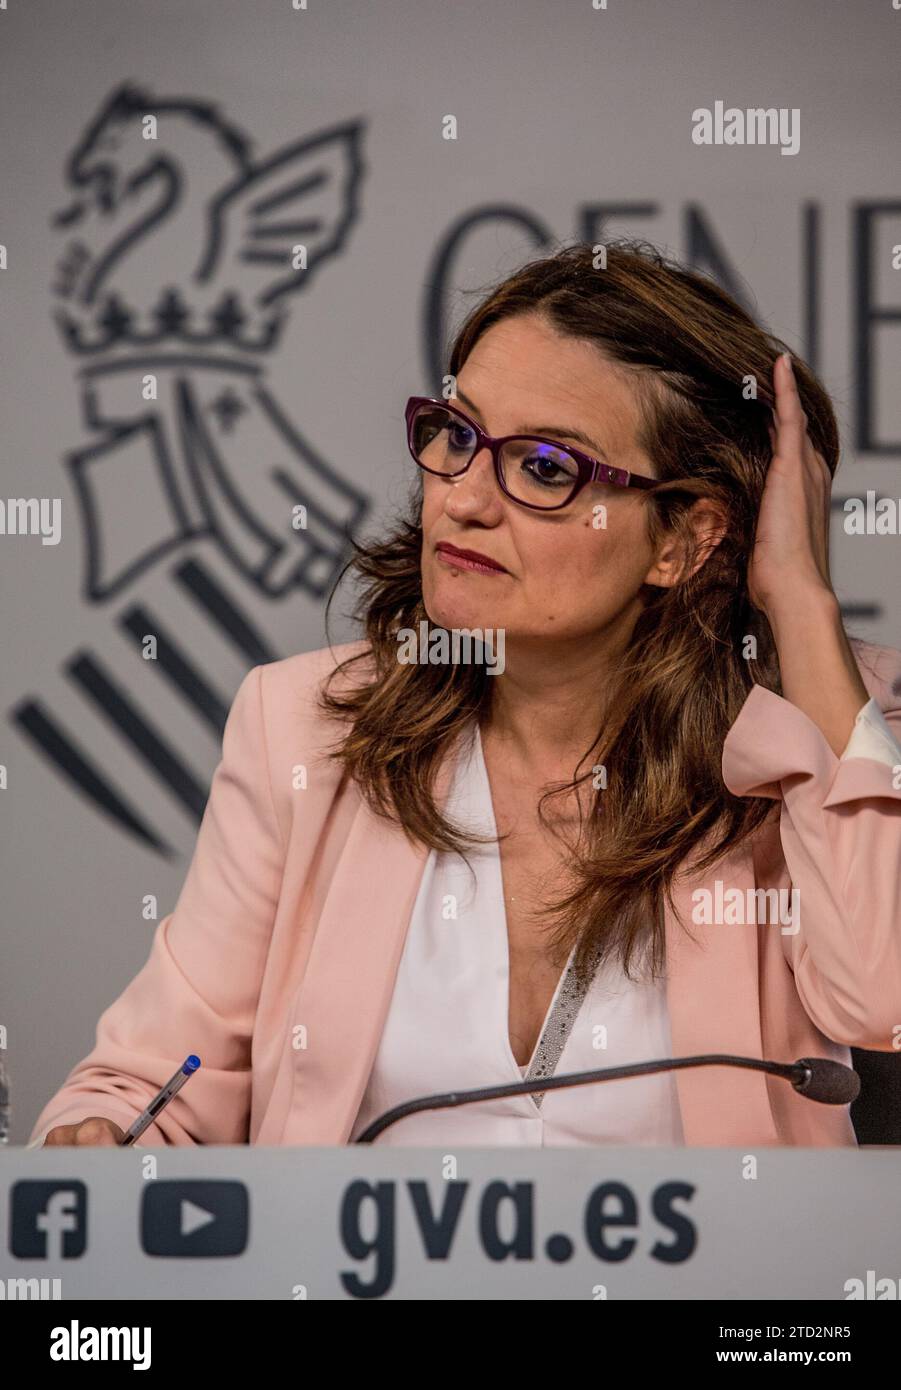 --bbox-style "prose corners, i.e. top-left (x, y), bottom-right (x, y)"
top-left (30, 637), bottom-right (901, 1148)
